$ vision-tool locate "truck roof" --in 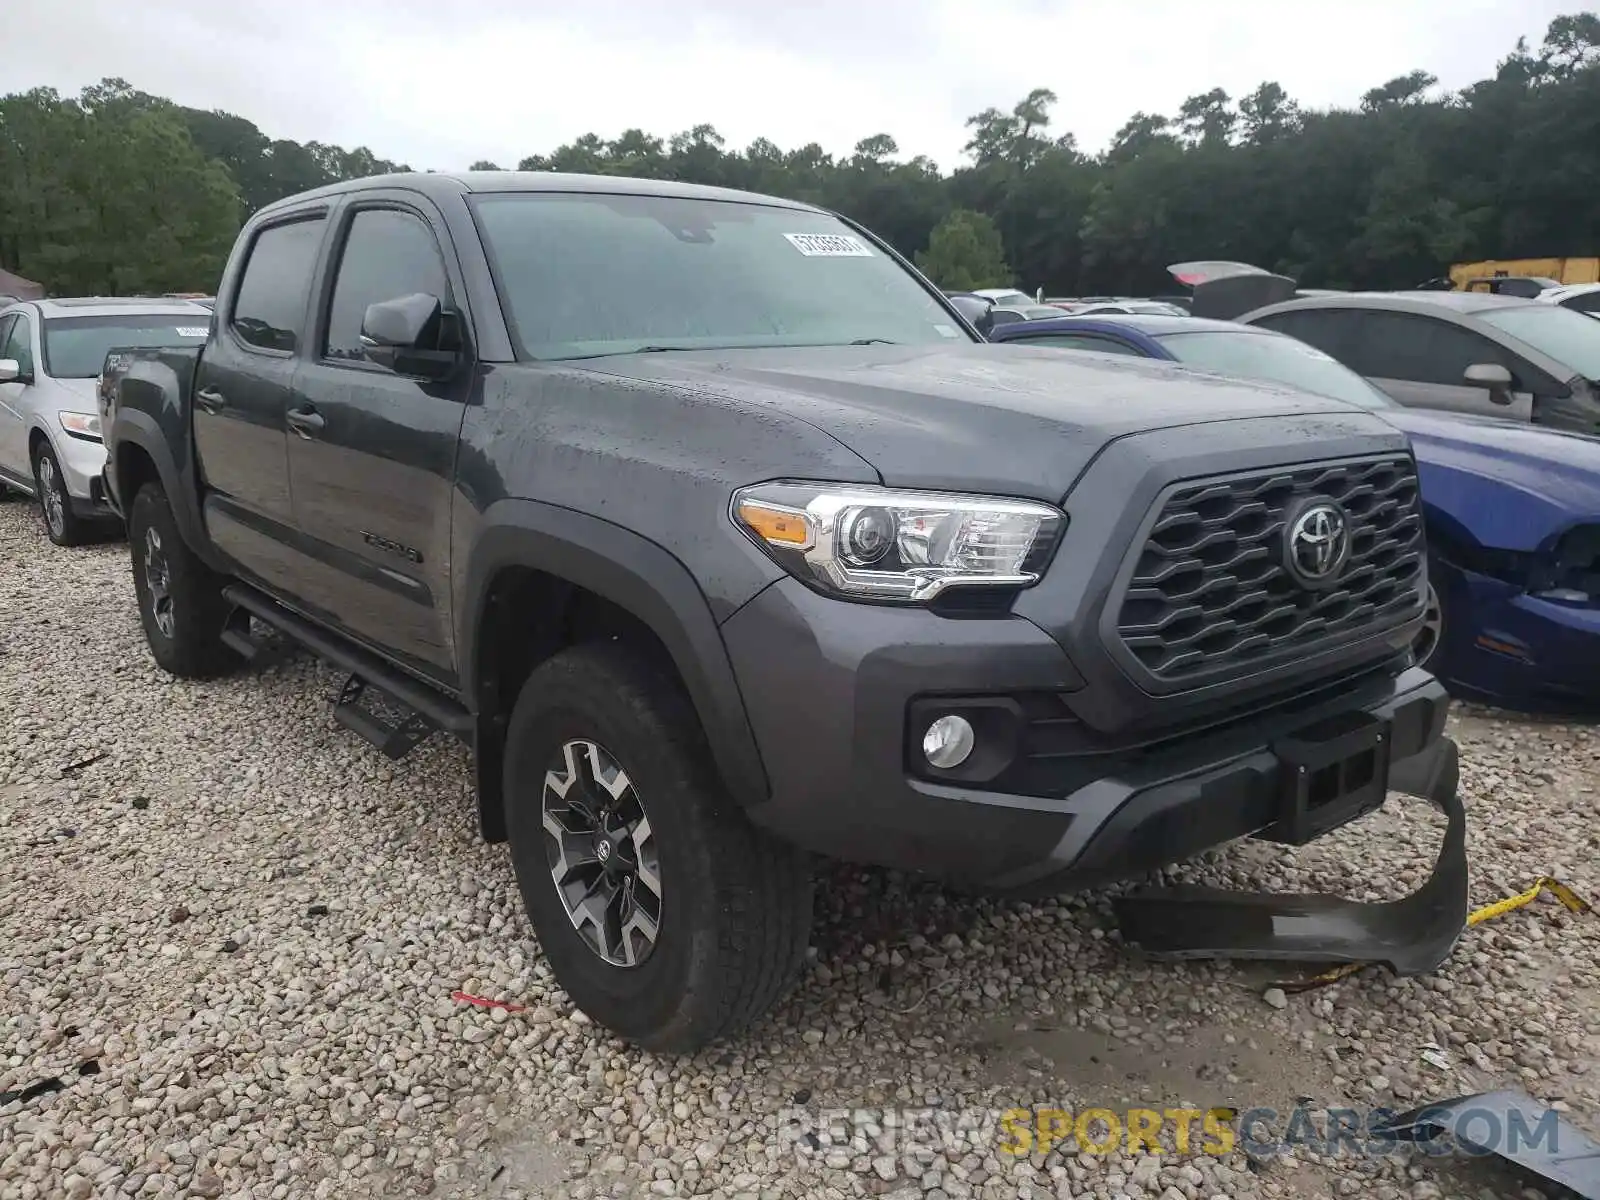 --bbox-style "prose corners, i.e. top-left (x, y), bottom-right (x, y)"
top-left (257, 170), bottom-right (823, 219)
